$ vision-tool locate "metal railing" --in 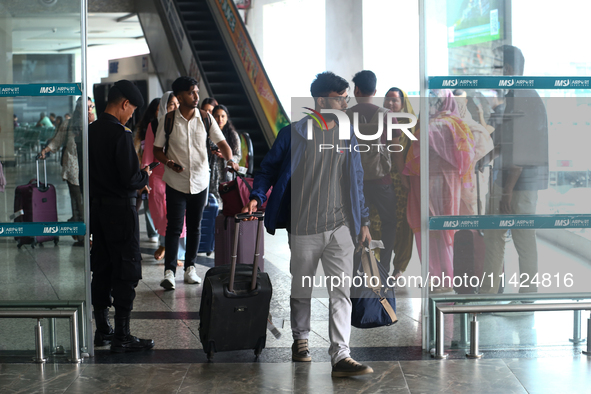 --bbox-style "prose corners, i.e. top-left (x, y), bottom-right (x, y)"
top-left (0, 301), bottom-right (87, 358)
top-left (0, 309), bottom-right (82, 363)
top-left (429, 293), bottom-right (591, 349)
top-left (433, 302), bottom-right (591, 359)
